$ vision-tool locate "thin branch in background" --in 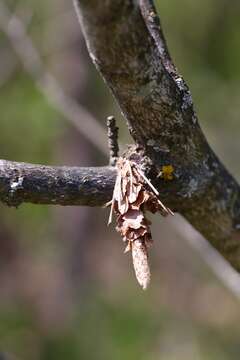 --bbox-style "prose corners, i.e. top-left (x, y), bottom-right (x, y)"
top-left (106, 116), bottom-right (119, 166)
top-left (172, 216), bottom-right (240, 301)
top-left (0, 1), bottom-right (108, 155)
top-left (0, 4), bottom-right (33, 89)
